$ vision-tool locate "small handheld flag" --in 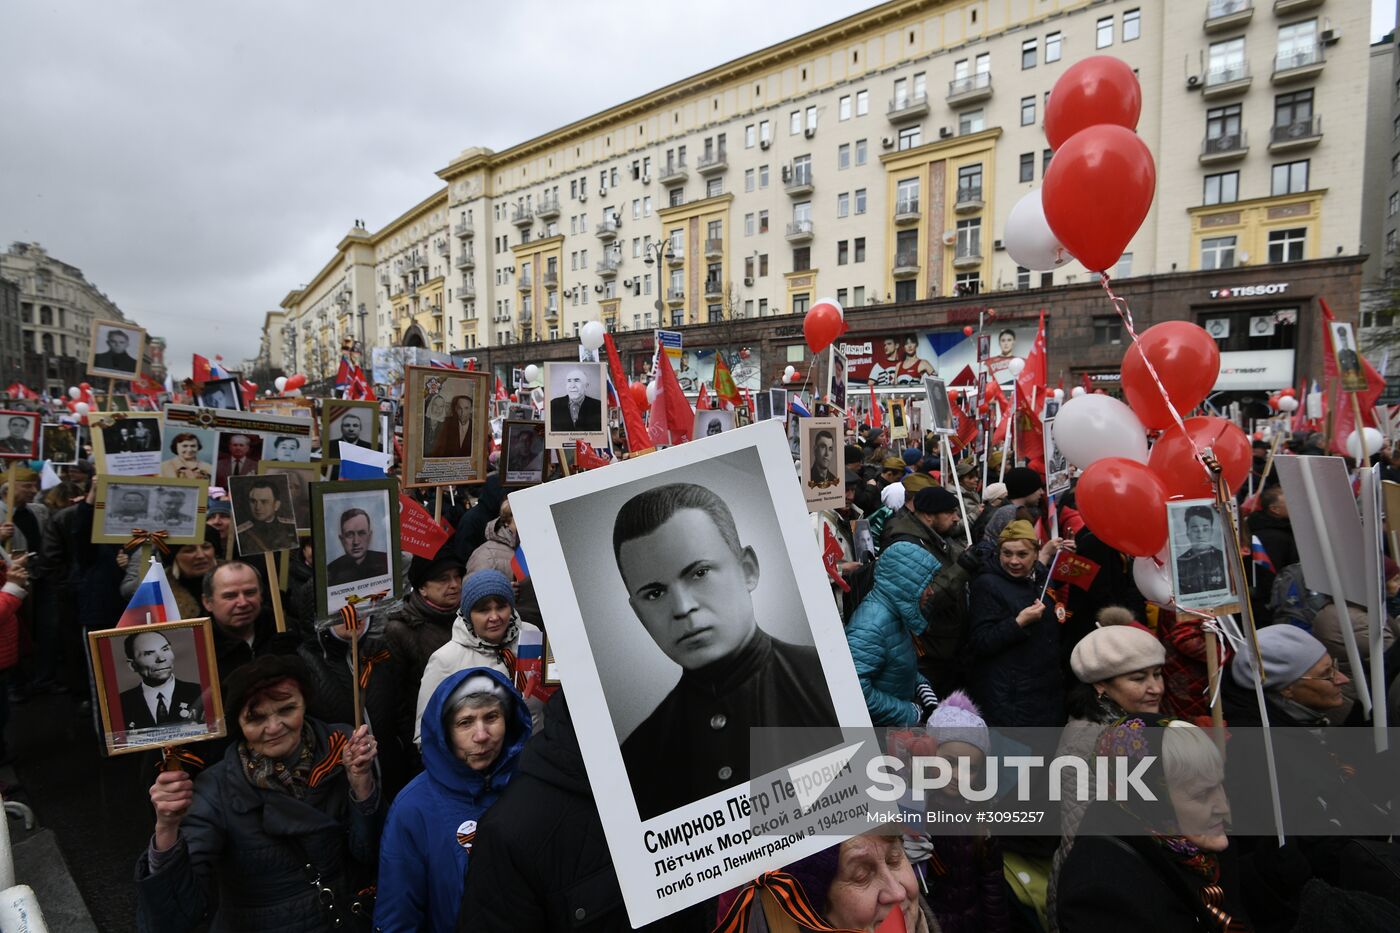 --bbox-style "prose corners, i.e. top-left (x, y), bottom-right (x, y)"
top-left (117, 558), bottom-right (182, 627)
top-left (1250, 536), bottom-right (1275, 573)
